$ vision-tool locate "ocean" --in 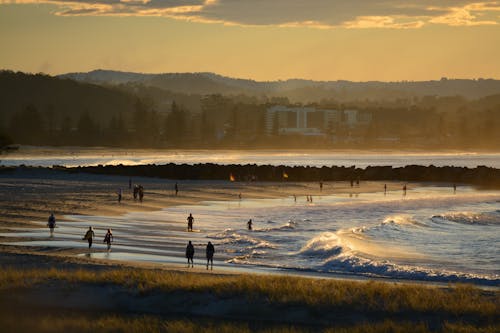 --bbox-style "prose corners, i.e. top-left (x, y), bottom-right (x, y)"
top-left (2, 147), bottom-right (500, 168)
